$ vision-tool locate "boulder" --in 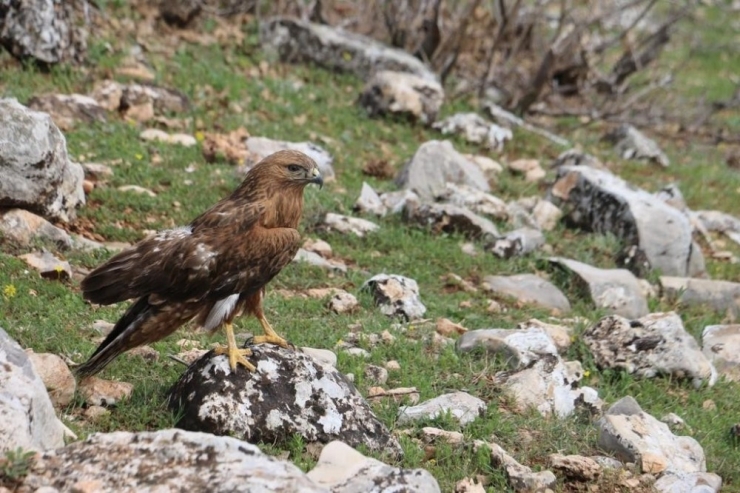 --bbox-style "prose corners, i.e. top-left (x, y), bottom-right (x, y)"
top-left (324, 213), bottom-right (379, 237)
top-left (358, 70), bottom-right (444, 124)
top-left (397, 391), bottom-right (486, 426)
top-left (489, 228), bottom-right (545, 258)
top-left (493, 355), bottom-right (602, 418)
top-left (293, 249), bottom-right (348, 273)
top-left (18, 429), bottom-right (328, 492)
top-left (661, 276), bottom-right (740, 318)
top-left (549, 257), bottom-right (649, 318)
top-left (396, 140), bottom-right (490, 201)
top-left (436, 183), bottom-right (508, 220)
top-left (604, 124), bottom-right (669, 167)
top-left (362, 273), bottom-right (426, 321)
top-left (481, 274), bottom-right (571, 314)
top-left (403, 202), bottom-right (500, 240)
top-left (0, 328), bottom-right (68, 452)
top-left (583, 312), bottom-right (716, 387)
top-left (353, 182), bottom-right (387, 216)
top-left (598, 396), bottom-right (706, 475)
top-left (27, 94), bottom-right (106, 131)
top-left (702, 324), bottom-right (740, 382)
top-left (308, 441), bottom-right (441, 492)
top-left (26, 352), bottom-right (76, 408)
top-left (0, 208), bottom-right (72, 250)
top-left (432, 112), bottom-right (512, 151)
top-left (260, 17), bottom-right (437, 82)
top-left (457, 327), bottom-right (559, 368)
top-left (0, 98), bottom-right (85, 222)
top-left (0, 0), bottom-right (86, 64)
top-left (549, 165), bottom-right (701, 277)
top-left (168, 345), bottom-right (402, 458)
